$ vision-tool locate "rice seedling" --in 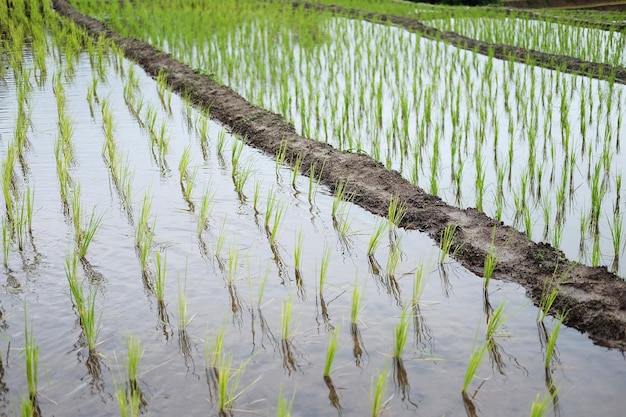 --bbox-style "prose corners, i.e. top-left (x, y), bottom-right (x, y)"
top-left (178, 146), bottom-right (192, 185)
top-left (215, 353), bottom-right (260, 415)
top-left (77, 208), bottom-right (104, 260)
top-left (386, 237), bottom-right (403, 278)
top-left (462, 339), bottom-right (491, 394)
top-left (439, 224), bottom-right (458, 264)
top-left (65, 253), bottom-right (85, 317)
top-left (351, 275), bottom-right (363, 325)
top-left (412, 263), bottom-right (428, 307)
top-left (371, 365), bottom-right (390, 417)
top-left (20, 396), bottom-right (36, 417)
top-left (216, 128), bottom-right (227, 155)
top-left (293, 228), bottom-right (303, 274)
top-left (82, 285), bottom-right (102, 353)
top-left (233, 160), bottom-right (254, 198)
top-left (115, 384), bottom-right (141, 417)
top-left (529, 392), bottom-right (554, 417)
top-left (393, 304), bottom-right (410, 359)
top-left (275, 139), bottom-right (288, 177)
top-left (197, 186), bottom-right (214, 237)
top-left (483, 226), bottom-right (498, 288)
top-left (367, 220), bottom-right (387, 256)
top-left (291, 154), bottom-right (303, 190)
top-left (319, 242), bottom-right (332, 294)
top-left (177, 275), bottom-right (191, 332)
top-left (545, 316), bottom-right (563, 369)
top-left (281, 297), bottom-right (294, 341)
top-left (486, 303), bottom-right (508, 341)
top-left (323, 327), bottom-right (339, 377)
top-left (23, 309), bottom-right (39, 400)
top-left (387, 196), bottom-right (405, 229)
top-left (154, 250), bottom-right (166, 303)
top-left (276, 385), bottom-right (296, 417)
top-left (2, 219), bottom-right (9, 268)
top-left (125, 335), bottom-right (143, 389)
top-left (331, 180), bottom-right (350, 219)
